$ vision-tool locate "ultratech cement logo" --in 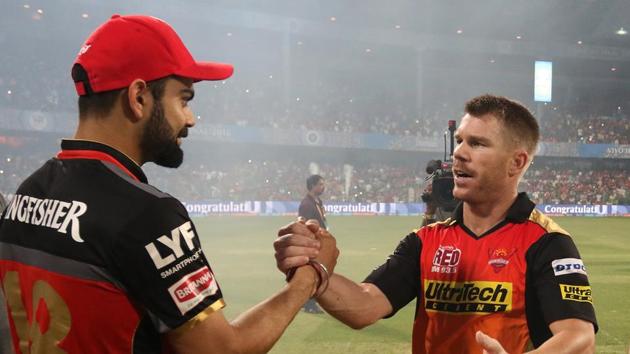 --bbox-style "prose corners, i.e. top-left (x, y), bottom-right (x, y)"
top-left (559, 284), bottom-right (592, 304)
top-left (424, 280), bottom-right (512, 314)
top-left (168, 266), bottom-right (219, 315)
top-left (431, 246), bottom-right (461, 274)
